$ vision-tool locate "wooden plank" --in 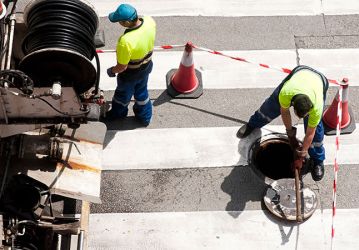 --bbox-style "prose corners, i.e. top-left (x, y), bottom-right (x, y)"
top-left (8, 122), bottom-right (106, 203)
top-left (80, 201), bottom-right (91, 250)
